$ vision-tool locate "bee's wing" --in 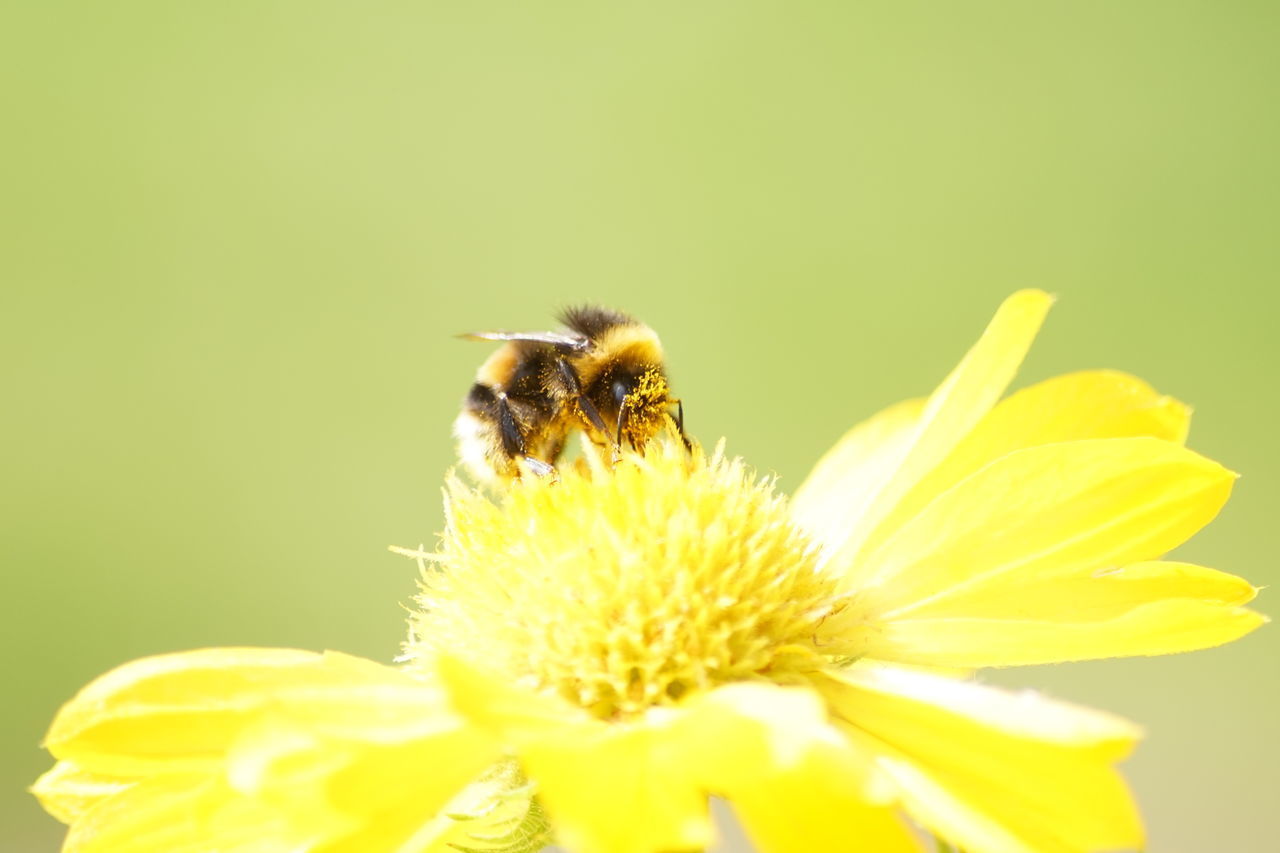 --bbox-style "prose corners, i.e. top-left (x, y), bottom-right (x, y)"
top-left (458, 330), bottom-right (592, 352)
